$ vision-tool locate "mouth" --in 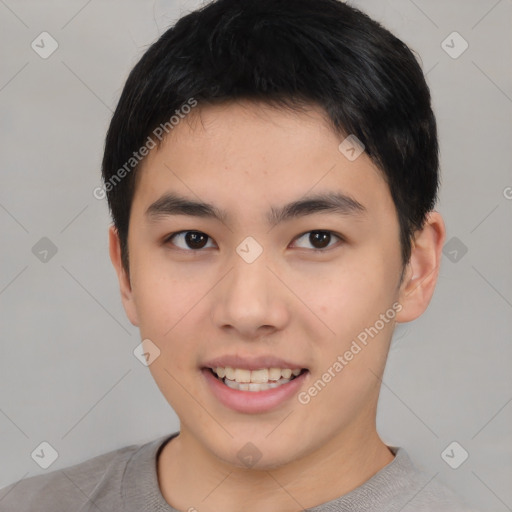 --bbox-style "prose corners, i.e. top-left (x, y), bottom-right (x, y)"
top-left (200, 357), bottom-right (311, 413)
top-left (205, 366), bottom-right (309, 392)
